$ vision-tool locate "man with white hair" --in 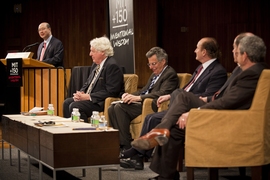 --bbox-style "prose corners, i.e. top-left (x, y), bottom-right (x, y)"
top-left (63, 36), bottom-right (124, 122)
